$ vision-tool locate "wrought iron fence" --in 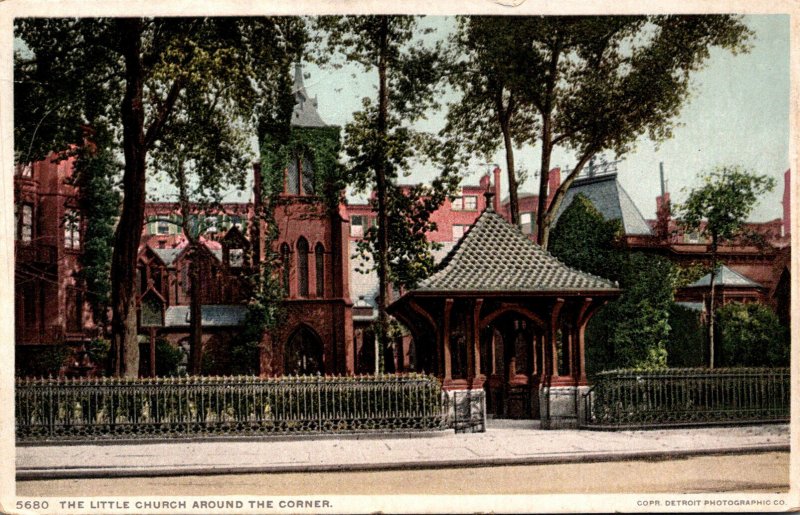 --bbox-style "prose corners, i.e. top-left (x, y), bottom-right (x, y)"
top-left (580, 368), bottom-right (790, 429)
top-left (16, 374), bottom-right (446, 442)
